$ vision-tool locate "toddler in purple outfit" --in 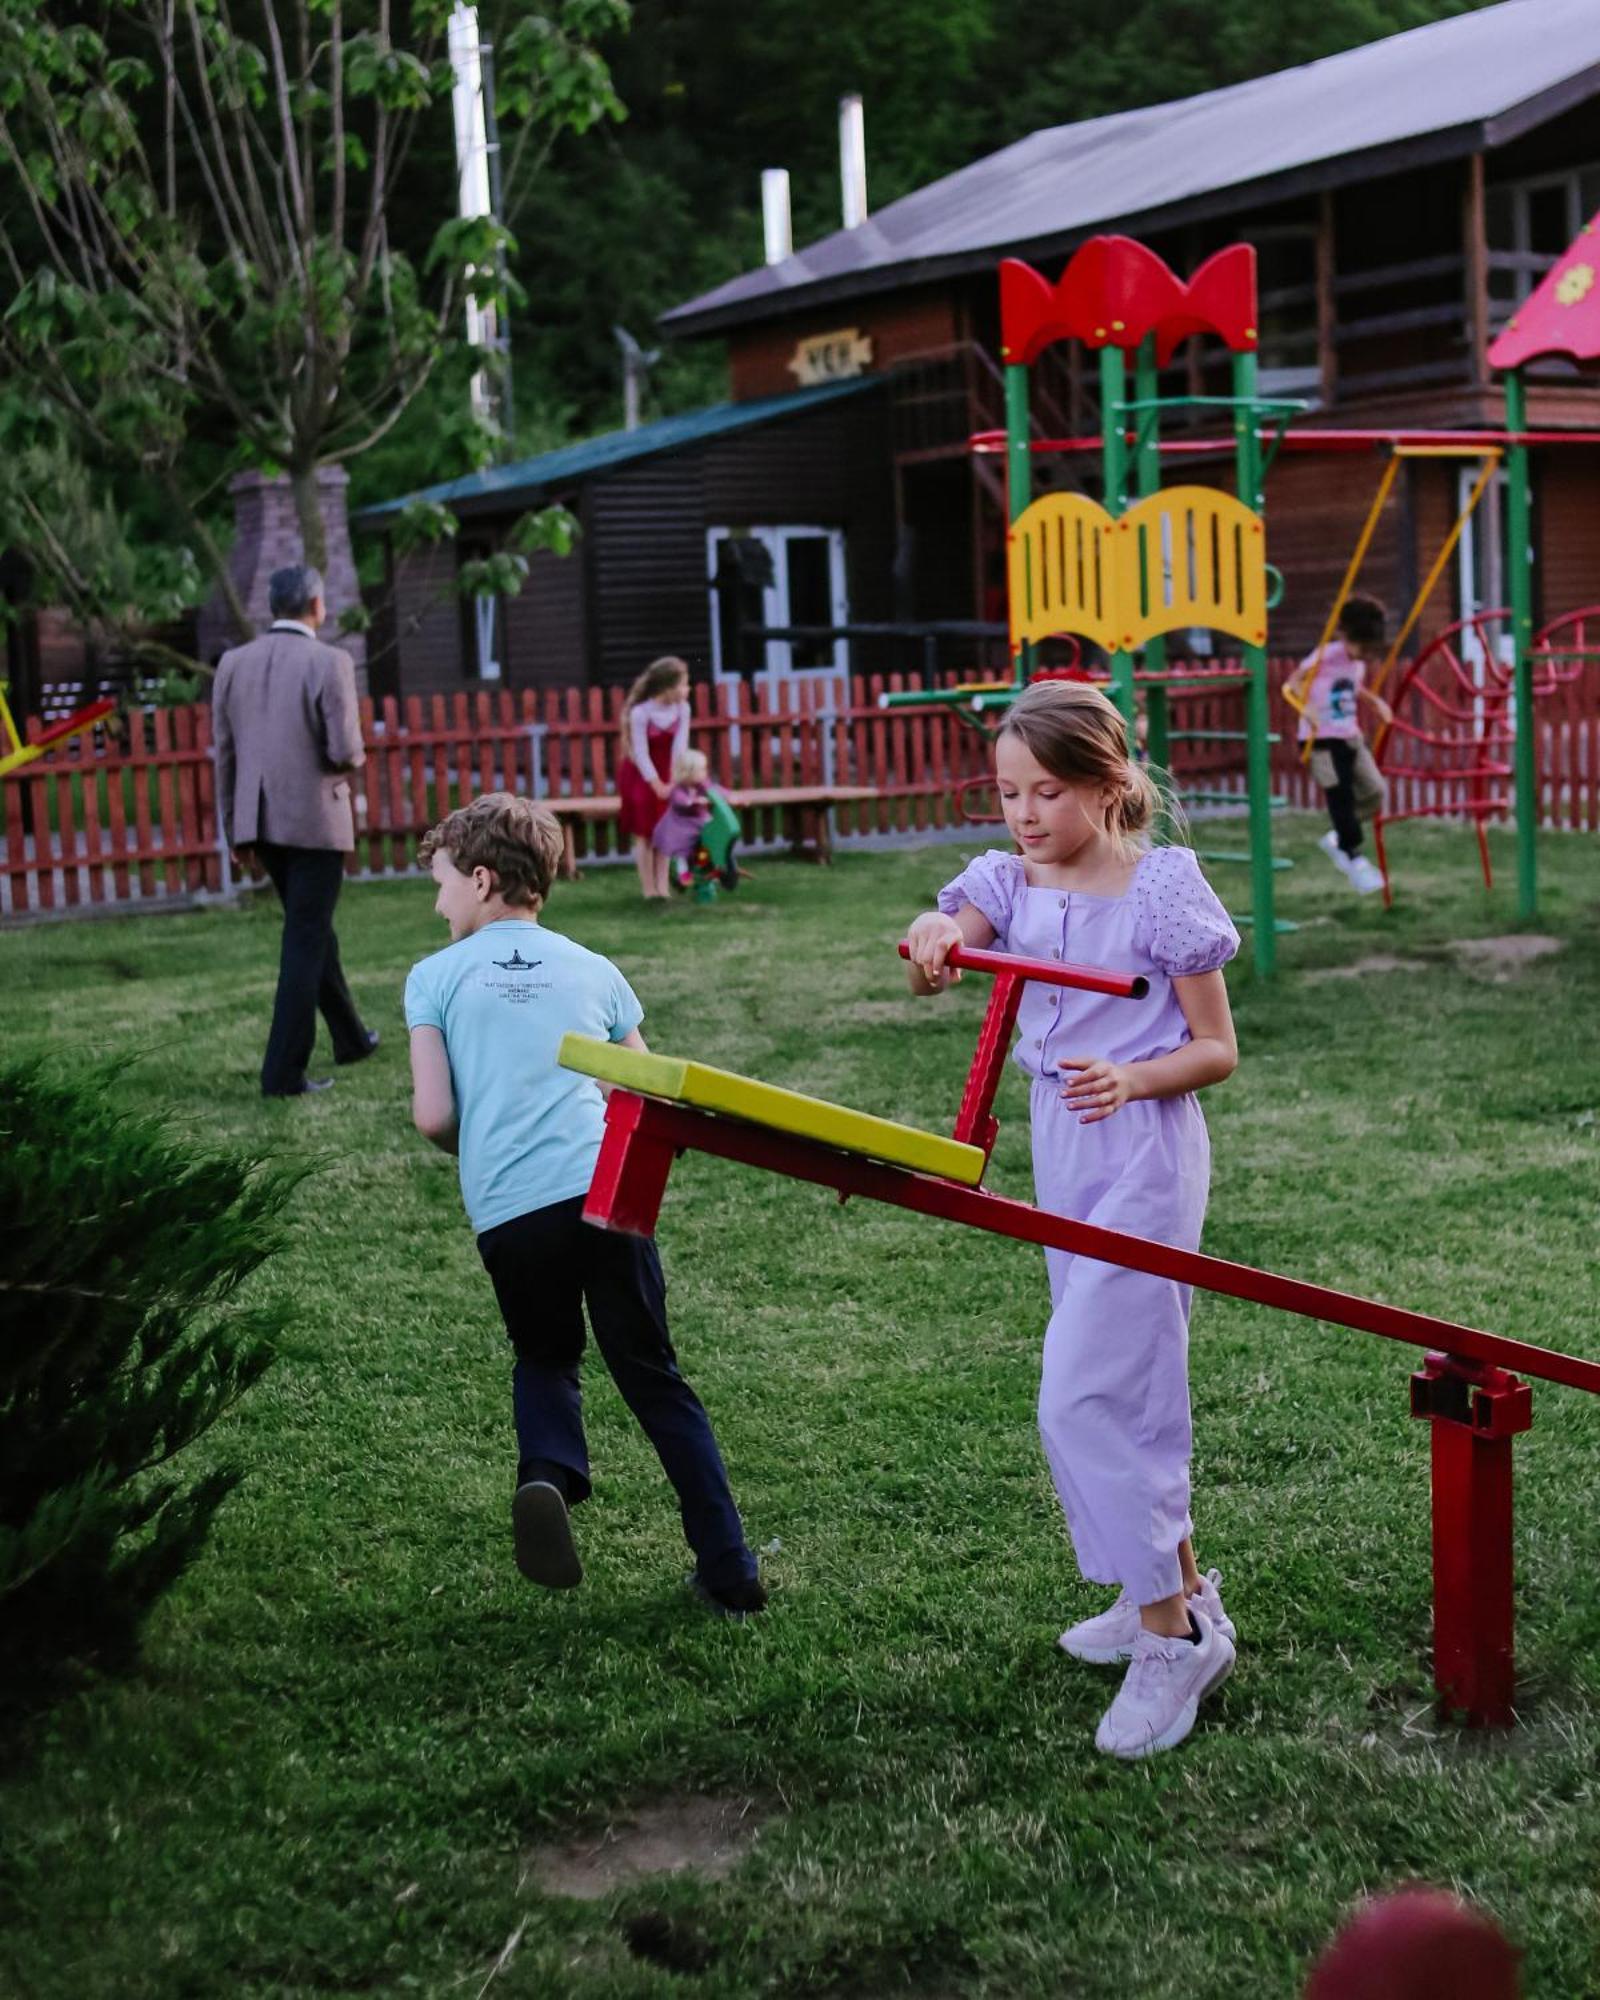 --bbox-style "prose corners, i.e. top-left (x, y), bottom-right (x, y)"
top-left (650, 750), bottom-right (714, 869)
top-left (904, 680), bottom-right (1241, 1762)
